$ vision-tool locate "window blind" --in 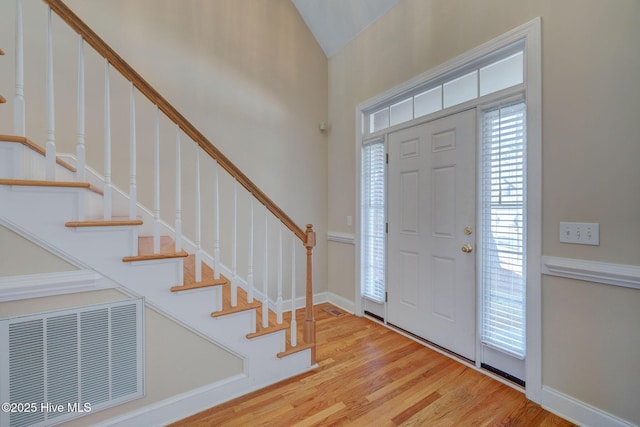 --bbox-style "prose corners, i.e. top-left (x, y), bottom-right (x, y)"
top-left (361, 141), bottom-right (386, 303)
top-left (480, 102), bottom-right (526, 358)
